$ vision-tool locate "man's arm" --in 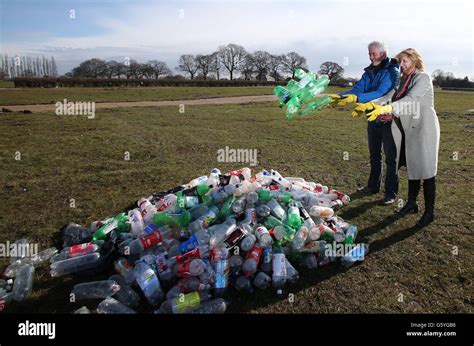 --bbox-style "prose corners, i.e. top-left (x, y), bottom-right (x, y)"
top-left (339, 73), bottom-right (367, 96)
top-left (355, 67), bottom-right (400, 103)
